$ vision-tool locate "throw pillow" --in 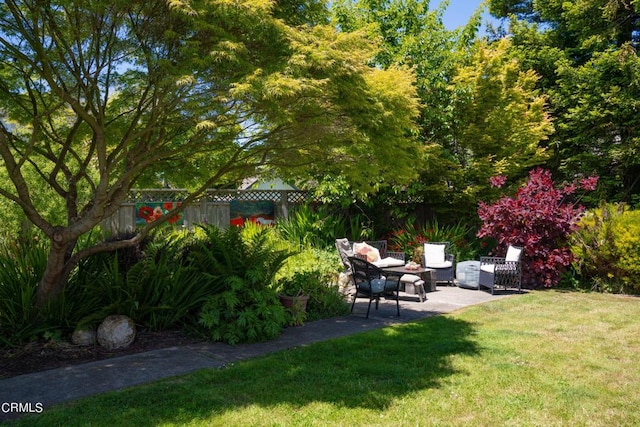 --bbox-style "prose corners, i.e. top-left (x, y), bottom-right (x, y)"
top-left (353, 242), bottom-right (381, 263)
top-left (423, 243), bottom-right (445, 264)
